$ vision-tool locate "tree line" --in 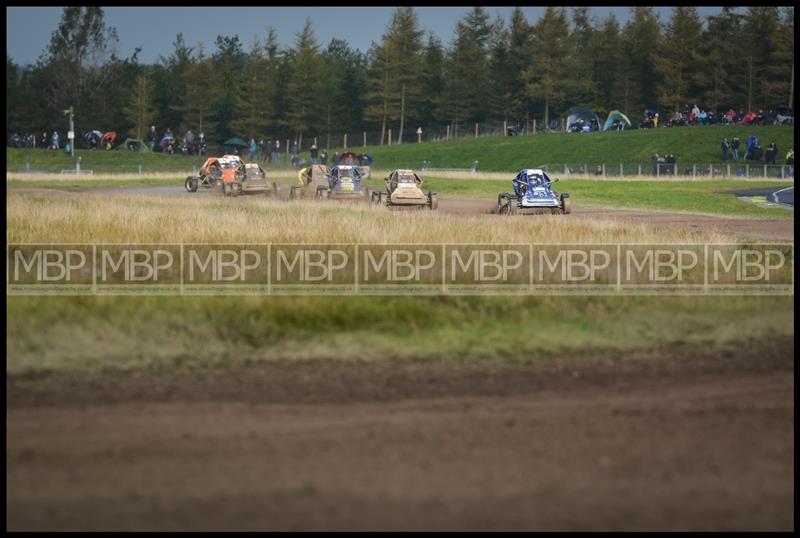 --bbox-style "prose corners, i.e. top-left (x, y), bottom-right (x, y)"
top-left (6, 6), bottom-right (794, 146)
